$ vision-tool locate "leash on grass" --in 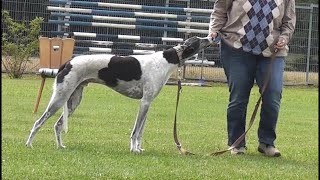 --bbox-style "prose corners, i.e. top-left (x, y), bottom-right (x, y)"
top-left (172, 35), bottom-right (222, 155)
top-left (173, 49), bottom-right (278, 156)
top-left (173, 67), bottom-right (195, 155)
